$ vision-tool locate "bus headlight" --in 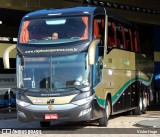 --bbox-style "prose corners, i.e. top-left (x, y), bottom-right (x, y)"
top-left (16, 99), bottom-right (31, 107)
top-left (71, 95), bottom-right (94, 106)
